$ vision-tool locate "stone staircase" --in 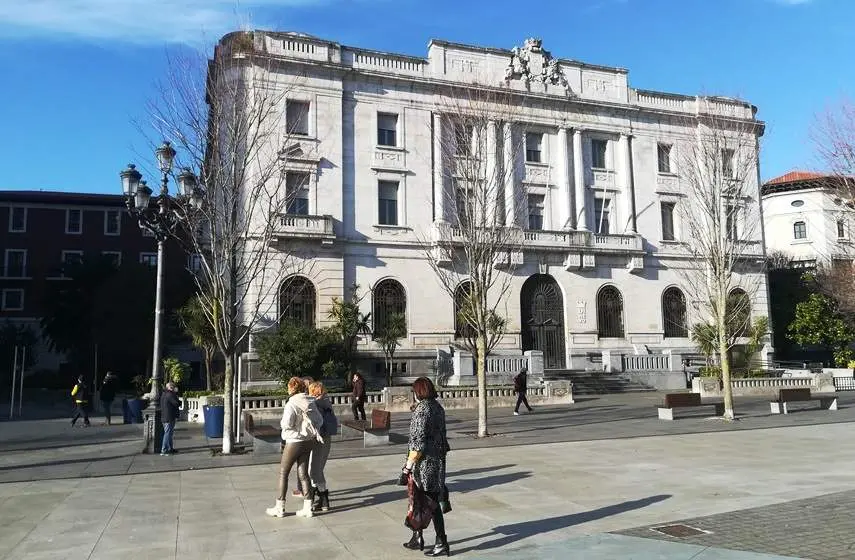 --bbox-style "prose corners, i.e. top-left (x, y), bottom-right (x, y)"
top-left (543, 369), bottom-right (657, 395)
